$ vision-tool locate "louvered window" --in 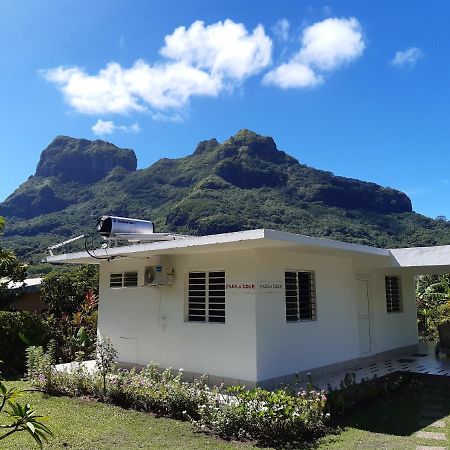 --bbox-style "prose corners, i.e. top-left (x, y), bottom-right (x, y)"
top-left (109, 271), bottom-right (138, 288)
top-left (188, 271), bottom-right (226, 323)
top-left (385, 276), bottom-right (402, 313)
top-left (285, 271), bottom-right (317, 322)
